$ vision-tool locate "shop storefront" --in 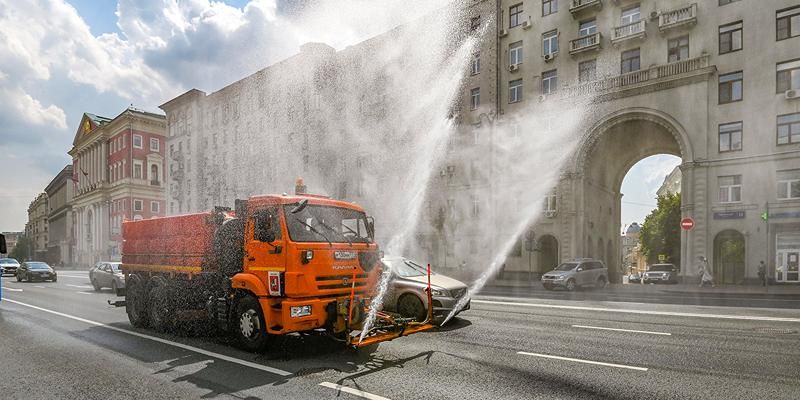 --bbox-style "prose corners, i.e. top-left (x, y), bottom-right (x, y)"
top-left (776, 233), bottom-right (800, 283)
